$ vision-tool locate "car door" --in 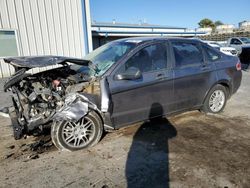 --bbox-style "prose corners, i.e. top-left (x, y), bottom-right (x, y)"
top-left (107, 42), bottom-right (174, 128)
top-left (170, 40), bottom-right (216, 111)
